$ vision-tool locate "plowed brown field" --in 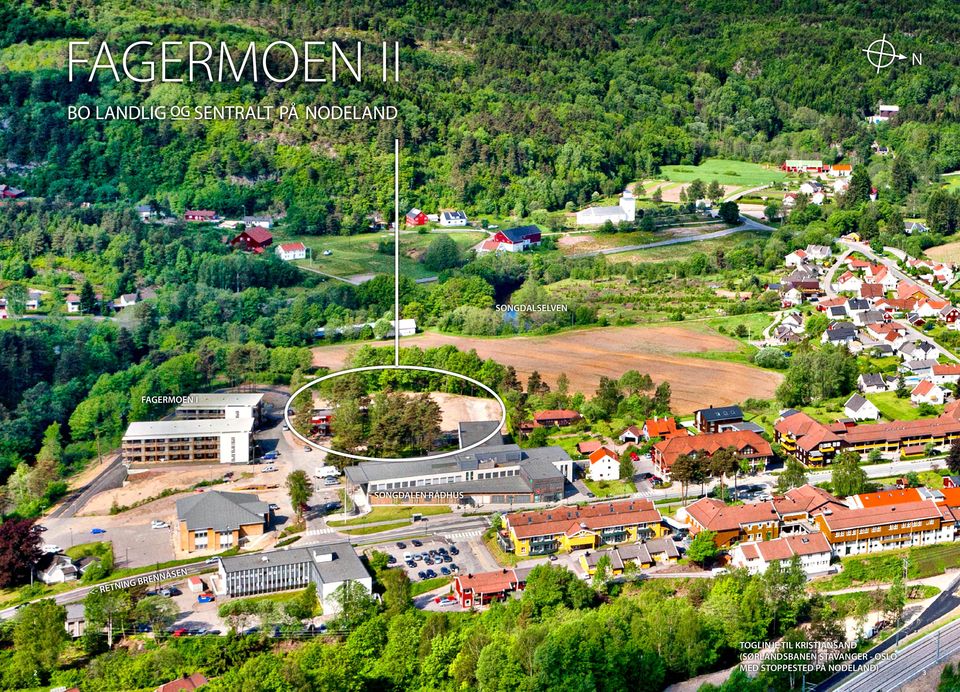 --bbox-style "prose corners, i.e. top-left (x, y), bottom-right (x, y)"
top-left (311, 325), bottom-right (781, 414)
